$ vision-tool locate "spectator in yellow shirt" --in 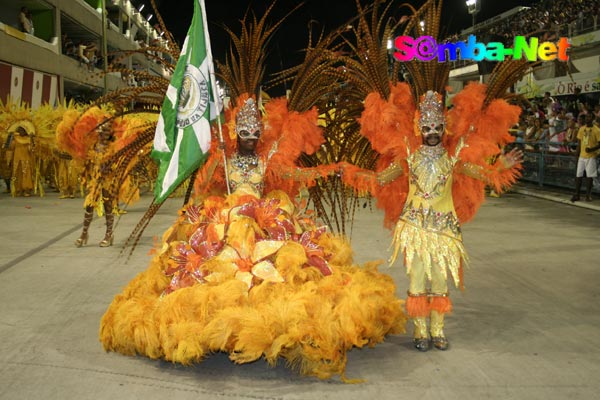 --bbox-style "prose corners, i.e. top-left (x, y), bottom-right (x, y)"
top-left (571, 114), bottom-right (600, 202)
